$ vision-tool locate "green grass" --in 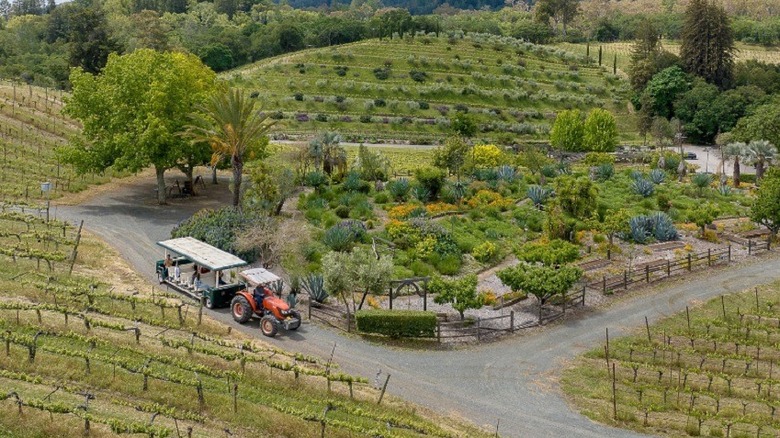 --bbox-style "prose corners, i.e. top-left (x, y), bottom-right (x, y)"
top-left (0, 81), bottom-right (124, 203)
top-left (562, 279), bottom-right (780, 437)
top-left (227, 34), bottom-right (635, 144)
top-left (0, 211), bottom-right (491, 437)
